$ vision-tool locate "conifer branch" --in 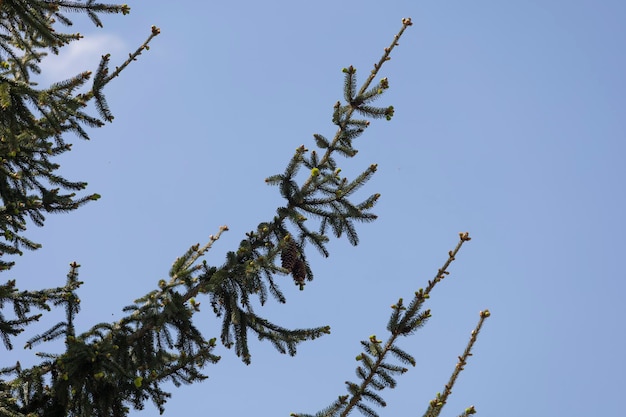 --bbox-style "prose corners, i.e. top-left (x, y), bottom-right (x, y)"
top-left (422, 311), bottom-right (490, 417)
top-left (0, 265), bottom-right (86, 351)
top-left (123, 226), bottom-right (229, 346)
top-left (2, 259), bottom-right (222, 415)
top-left (169, 226), bottom-right (229, 284)
top-left (1, 224), bottom-right (320, 414)
top-left (0, 10), bottom-right (490, 416)
top-left (103, 25), bottom-right (160, 85)
top-left (300, 17), bottom-right (413, 194)
top-left (102, 17), bottom-right (417, 372)
top-left (0, 19), bottom-right (416, 415)
top-left (292, 233), bottom-right (482, 417)
top-left (423, 232), bottom-right (472, 296)
top-left (0, 1), bottom-right (158, 269)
